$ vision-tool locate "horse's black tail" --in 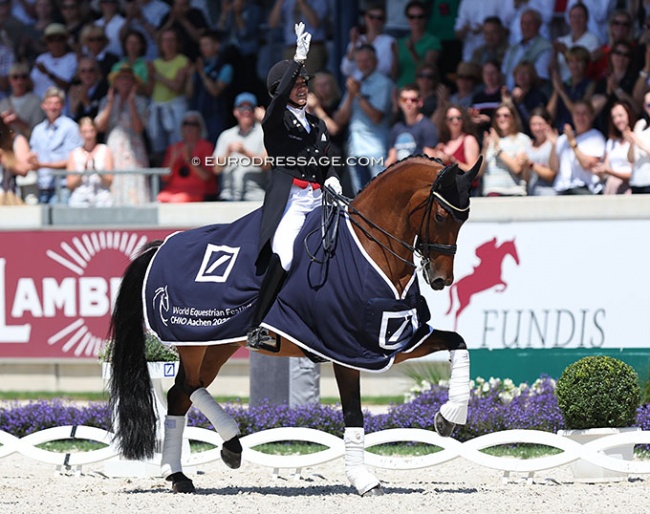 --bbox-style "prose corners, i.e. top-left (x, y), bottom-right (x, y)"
top-left (107, 240), bottom-right (162, 460)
